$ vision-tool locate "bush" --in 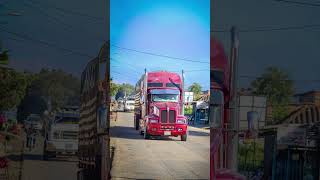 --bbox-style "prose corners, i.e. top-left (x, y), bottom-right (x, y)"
top-left (184, 106), bottom-right (193, 115)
